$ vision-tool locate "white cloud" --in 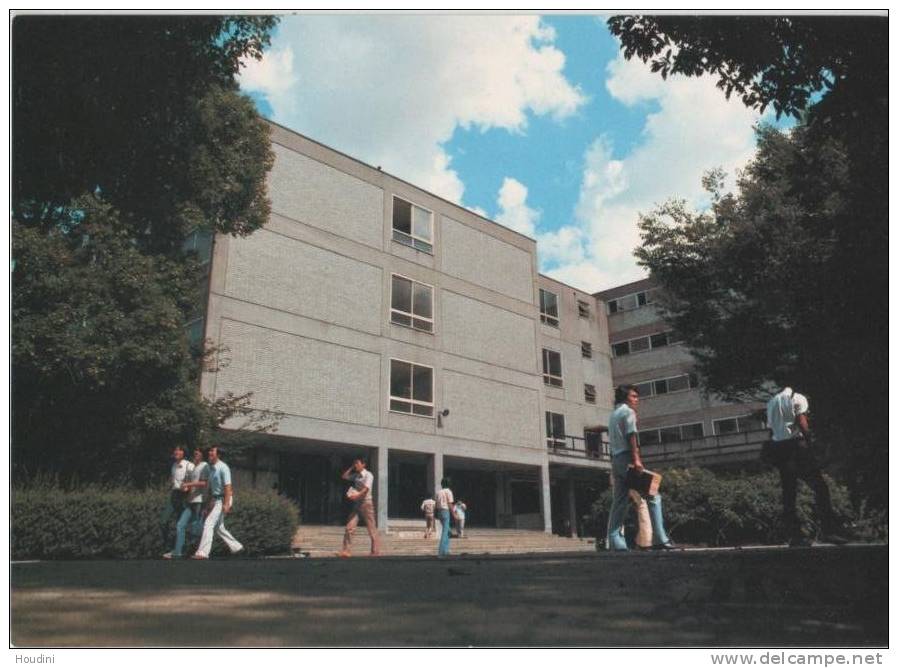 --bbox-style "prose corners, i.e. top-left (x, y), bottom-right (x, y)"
top-left (540, 50), bottom-right (764, 291)
top-left (241, 15), bottom-right (585, 203)
top-left (495, 177), bottom-right (539, 237)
